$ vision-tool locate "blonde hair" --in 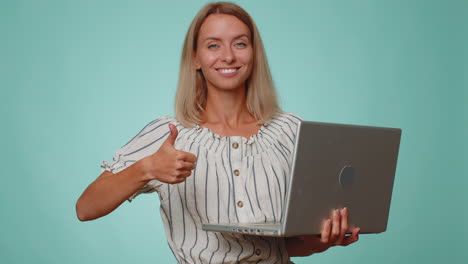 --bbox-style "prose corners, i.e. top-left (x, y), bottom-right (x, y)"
top-left (175, 1), bottom-right (280, 127)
